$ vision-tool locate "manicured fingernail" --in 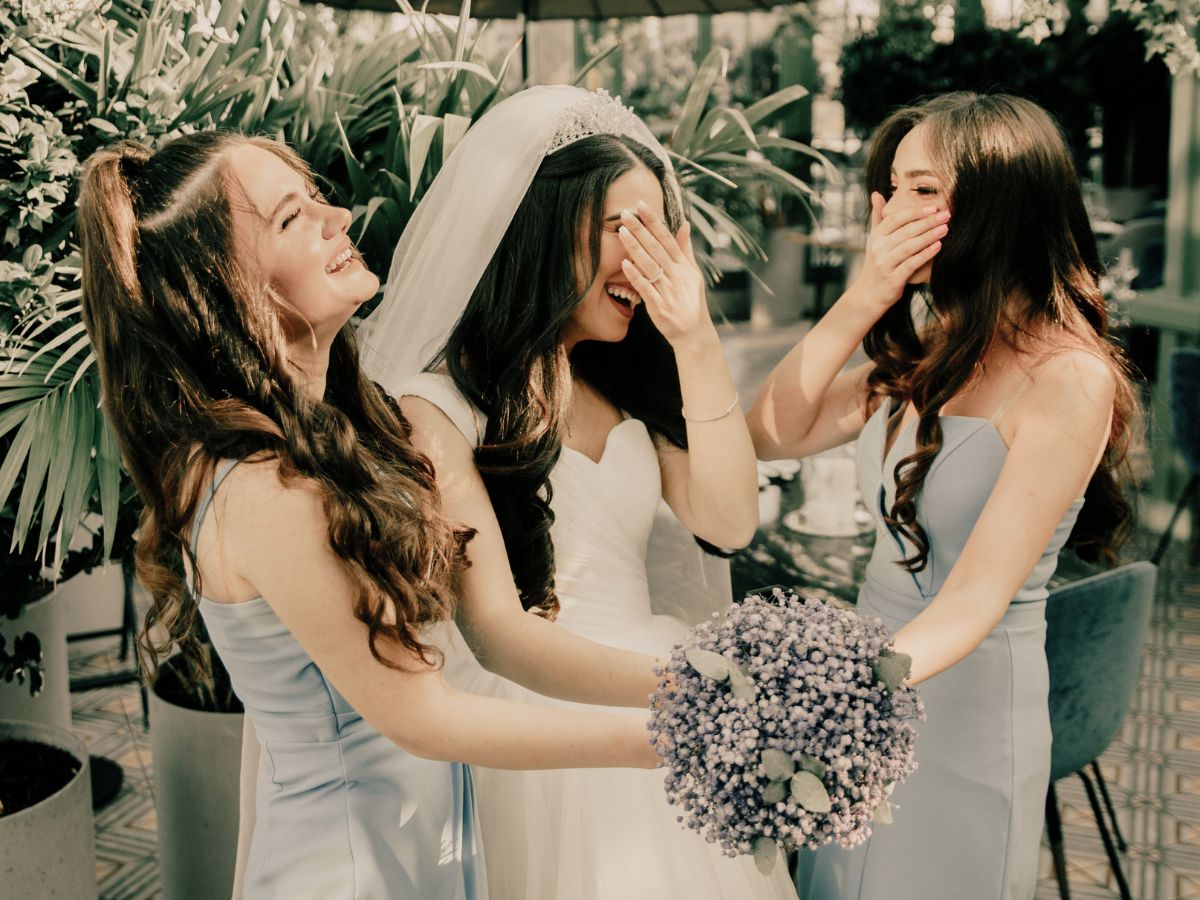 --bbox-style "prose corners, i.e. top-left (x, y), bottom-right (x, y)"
top-left (620, 208), bottom-right (635, 220)
top-left (936, 210), bottom-right (951, 222)
top-left (618, 225), bottom-right (630, 237)
top-left (923, 205), bottom-right (937, 214)
top-left (936, 224), bottom-right (949, 235)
